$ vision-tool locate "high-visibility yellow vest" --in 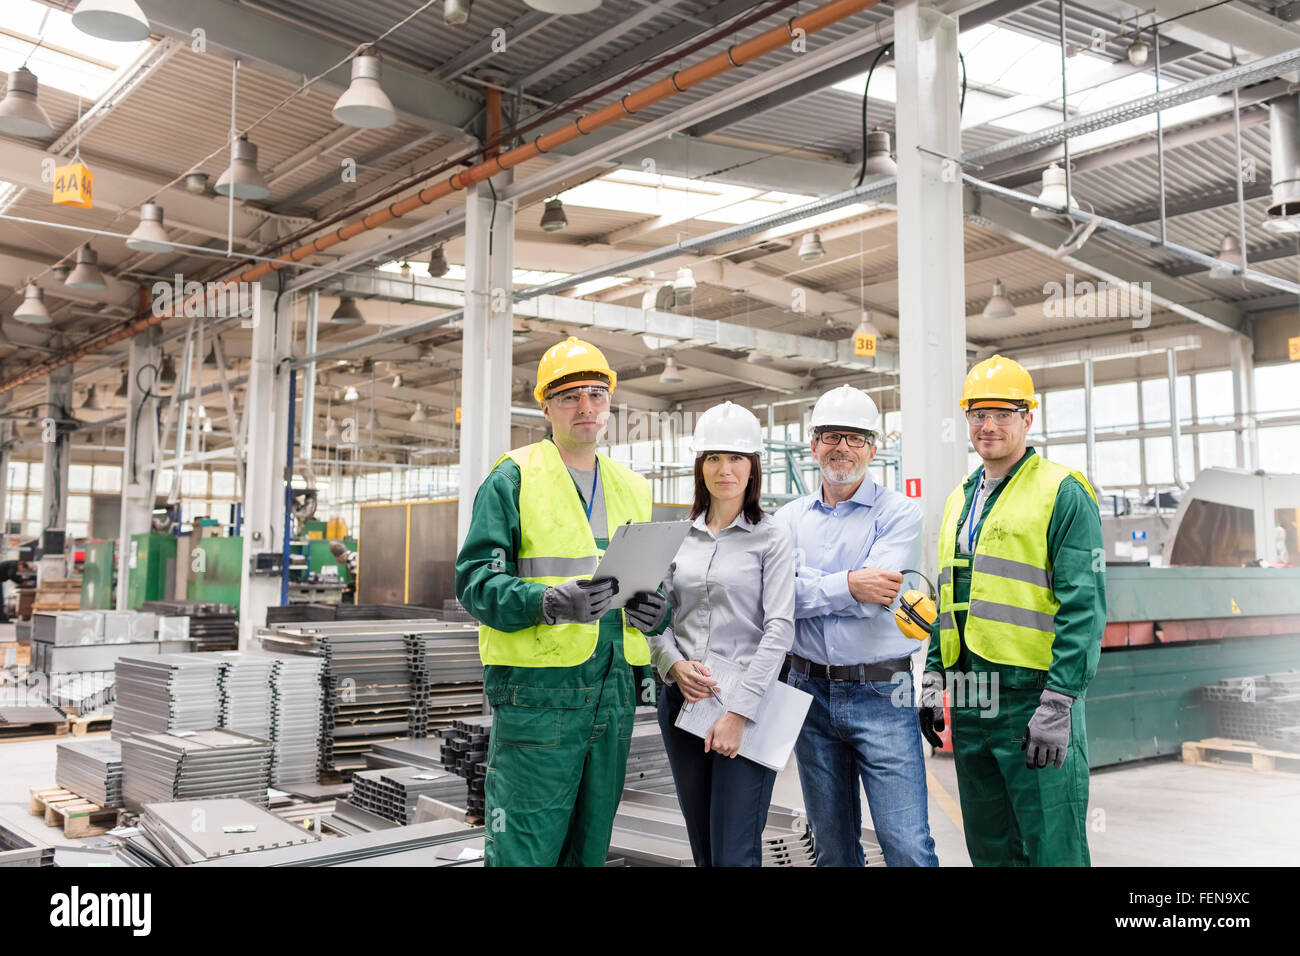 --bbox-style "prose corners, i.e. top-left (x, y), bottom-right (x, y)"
top-left (936, 454), bottom-right (1096, 671)
top-left (477, 440), bottom-right (652, 668)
